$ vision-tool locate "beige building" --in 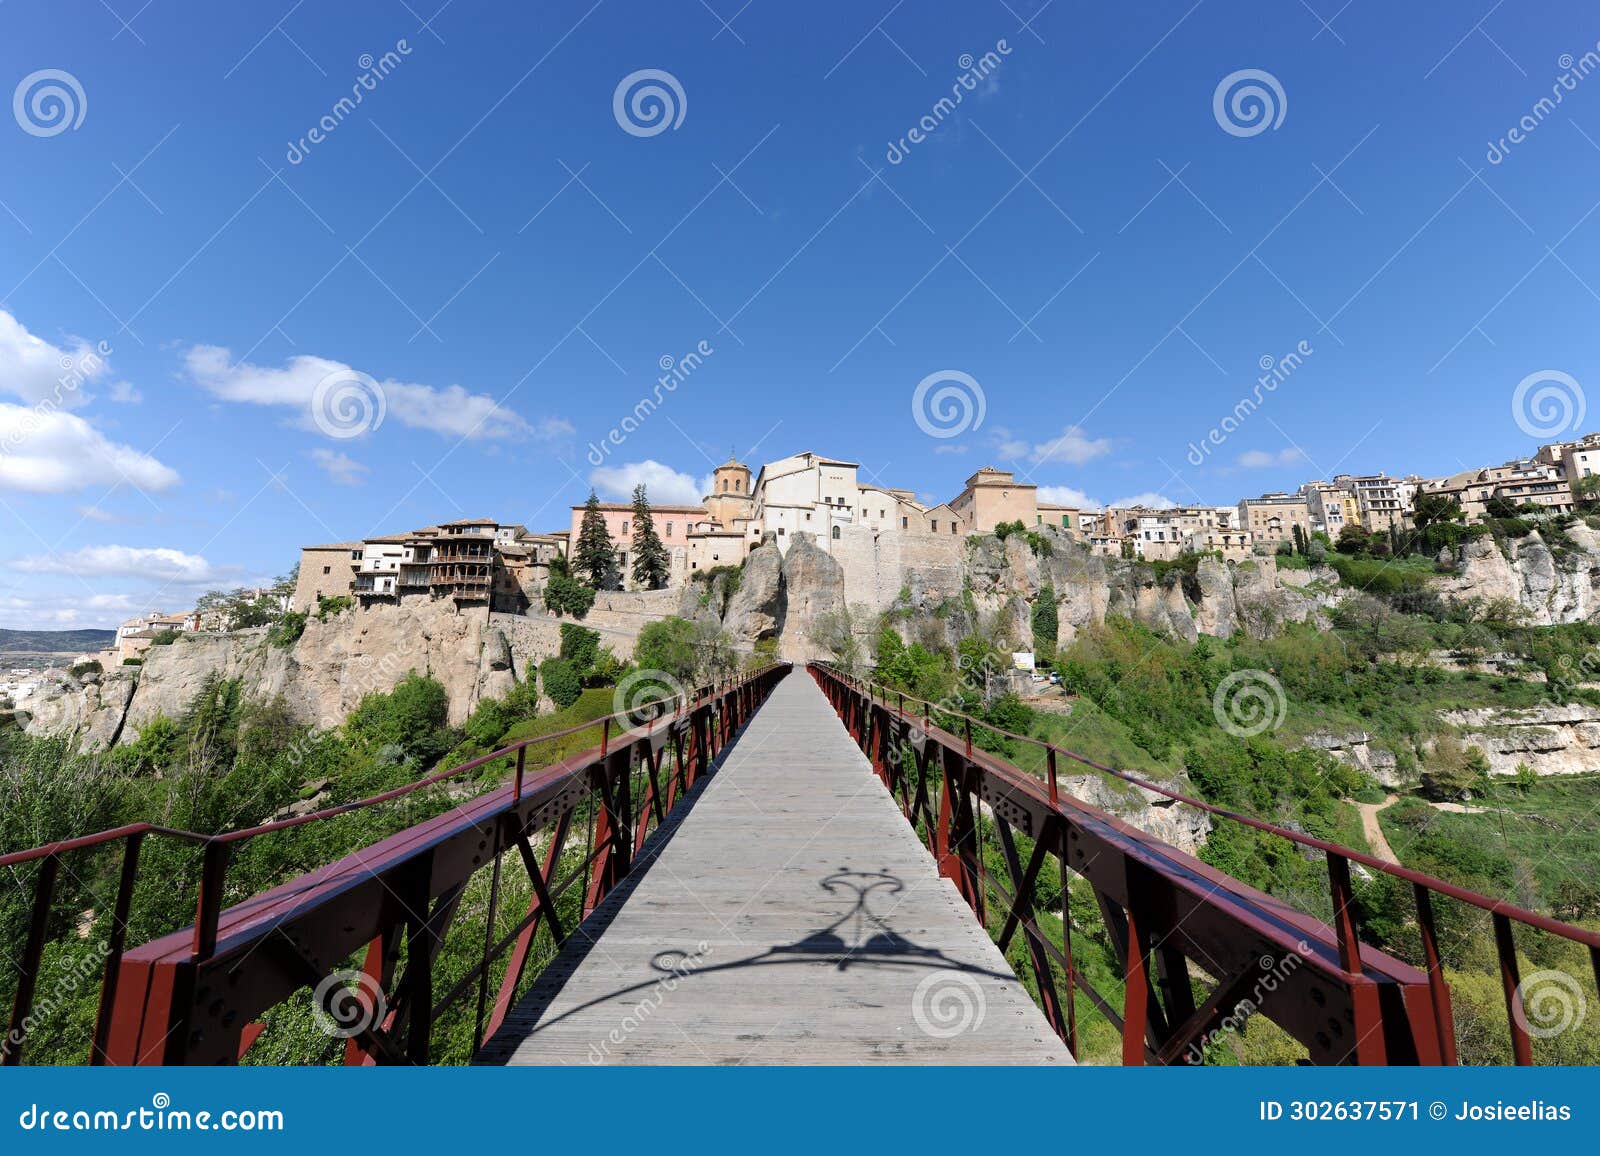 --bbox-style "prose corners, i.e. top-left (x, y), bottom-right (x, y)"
top-left (1237, 493), bottom-right (1312, 545)
top-left (948, 467), bottom-right (1039, 533)
top-left (1301, 481), bottom-right (1358, 538)
top-left (1420, 460), bottom-right (1573, 520)
top-left (1537, 432), bottom-right (1600, 495)
top-left (294, 542), bottom-right (363, 610)
top-left (1335, 474), bottom-right (1408, 533)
